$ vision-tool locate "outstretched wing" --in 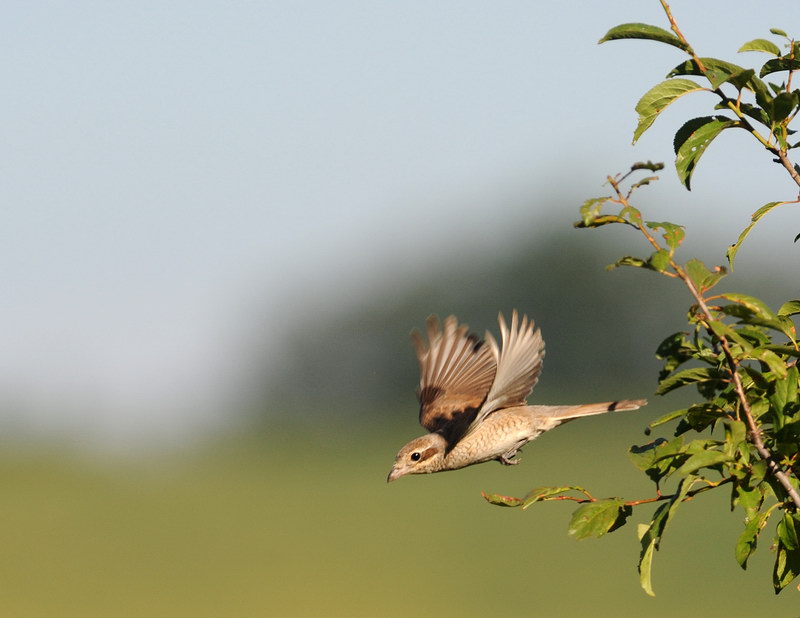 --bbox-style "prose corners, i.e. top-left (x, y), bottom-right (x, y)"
top-left (468, 311), bottom-right (545, 431)
top-left (412, 315), bottom-right (497, 446)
